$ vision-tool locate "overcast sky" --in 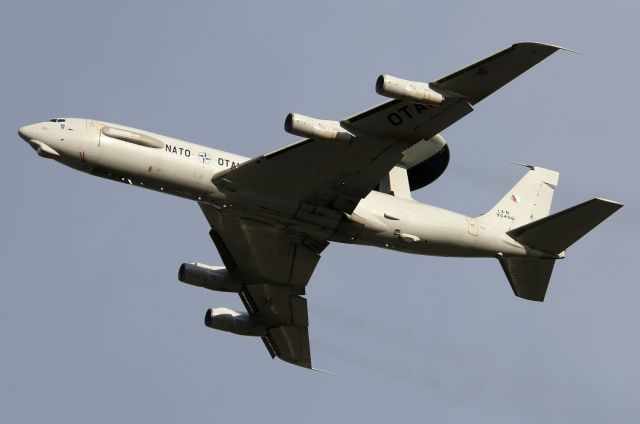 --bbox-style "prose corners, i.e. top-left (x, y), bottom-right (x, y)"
top-left (2, 1), bottom-right (638, 422)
